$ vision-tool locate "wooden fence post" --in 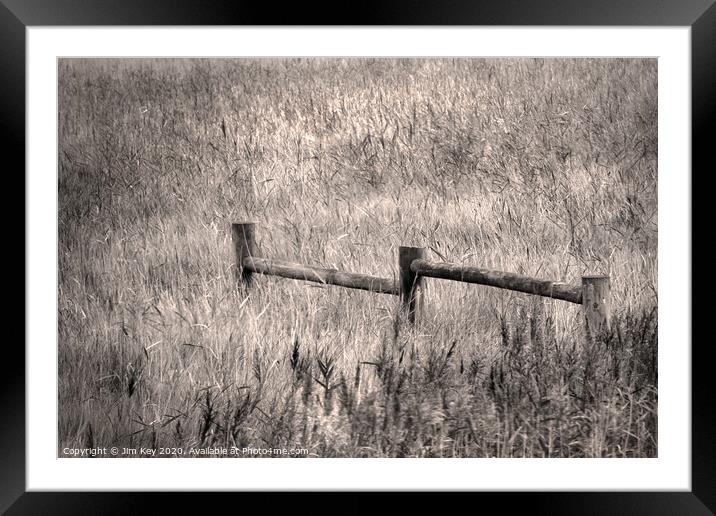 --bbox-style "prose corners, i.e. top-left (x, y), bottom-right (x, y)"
top-left (581, 275), bottom-right (611, 337)
top-left (399, 246), bottom-right (426, 324)
top-left (232, 222), bottom-right (257, 288)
